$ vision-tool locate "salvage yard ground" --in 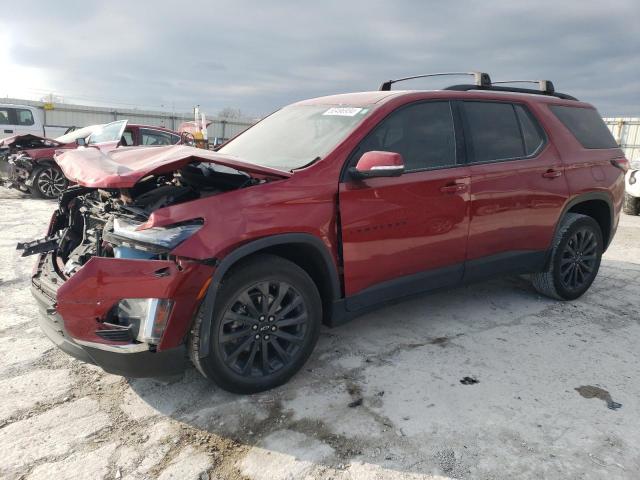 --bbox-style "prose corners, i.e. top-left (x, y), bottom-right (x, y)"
top-left (1, 188), bottom-right (639, 480)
